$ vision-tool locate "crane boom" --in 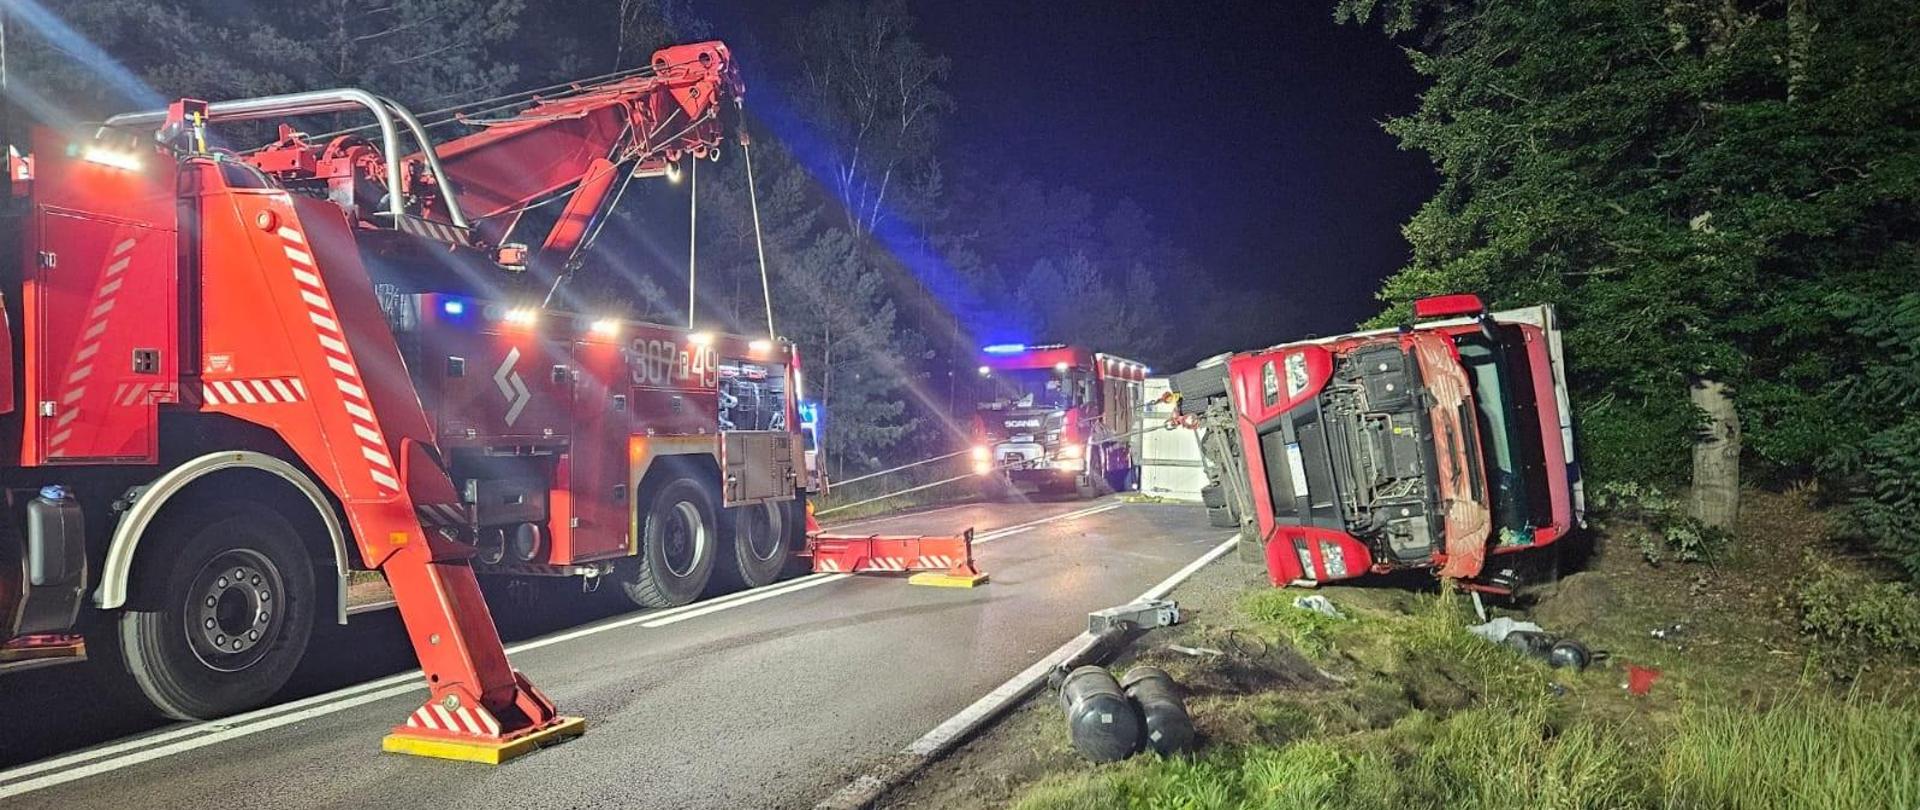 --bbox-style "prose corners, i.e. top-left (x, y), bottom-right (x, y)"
top-left (421, 41), bottom-right (742, 257)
